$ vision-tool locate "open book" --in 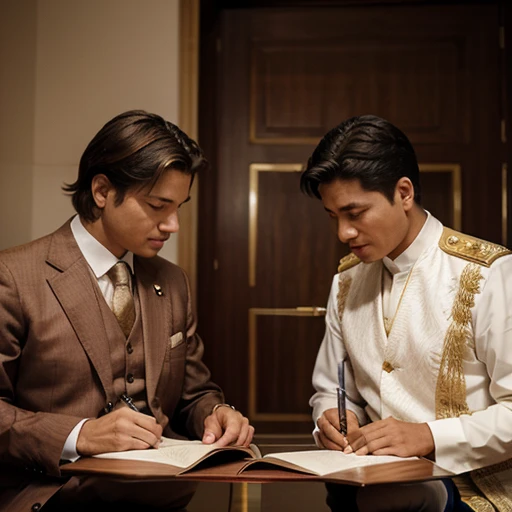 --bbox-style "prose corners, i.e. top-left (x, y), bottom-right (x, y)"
top-left (91, 437), bottom-right (421, 477)
top-left (92, 437), bottom-right (262, 475)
